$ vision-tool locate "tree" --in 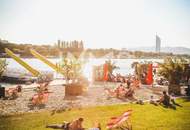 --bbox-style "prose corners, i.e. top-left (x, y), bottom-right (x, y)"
top-left (131, 61), bottom-right (151, 84)
top-left (106, 60), bottom-right (119, 75)
top-left (58, 57), bottom-right (85, 83)
top-left (158, 57), bottom-right (188, 95)
top-left (58, 57), bottom-right (88, 96)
